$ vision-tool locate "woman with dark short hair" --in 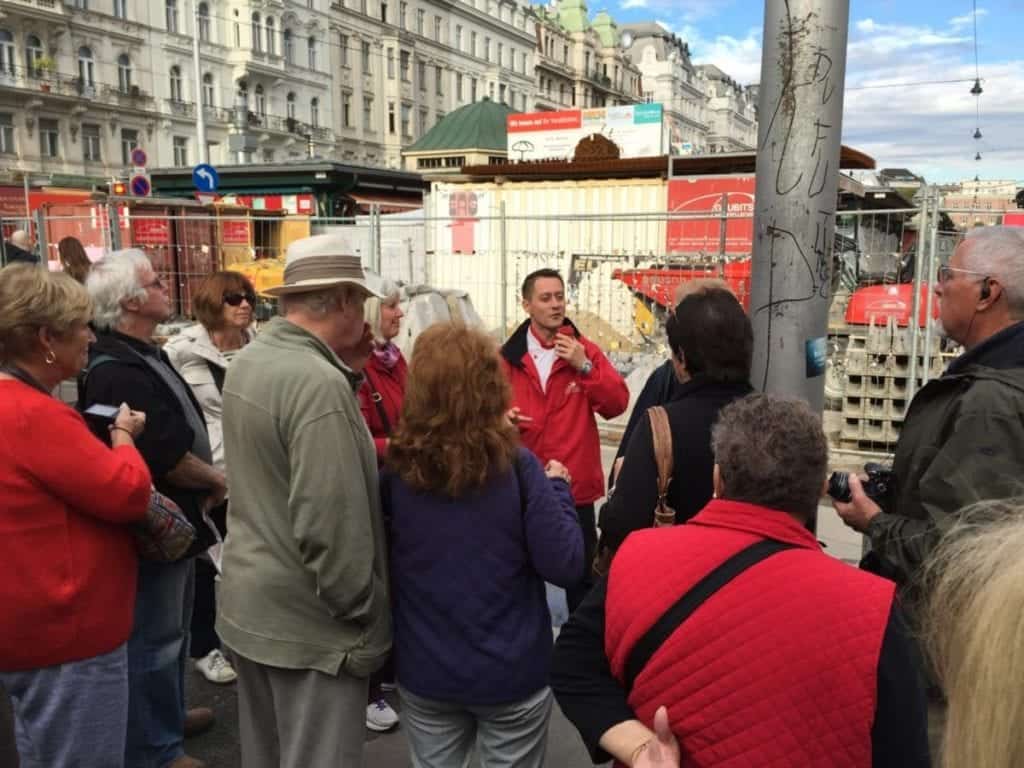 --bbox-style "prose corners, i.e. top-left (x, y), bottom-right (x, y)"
top-left (553, 394), bottom-right (930, 768)
top-left (598, 286), bottom-right (753, 556)
top-left (384, 324), bottom-right (583, 768)
top-left (165, 270), bottom-right (256, 685)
